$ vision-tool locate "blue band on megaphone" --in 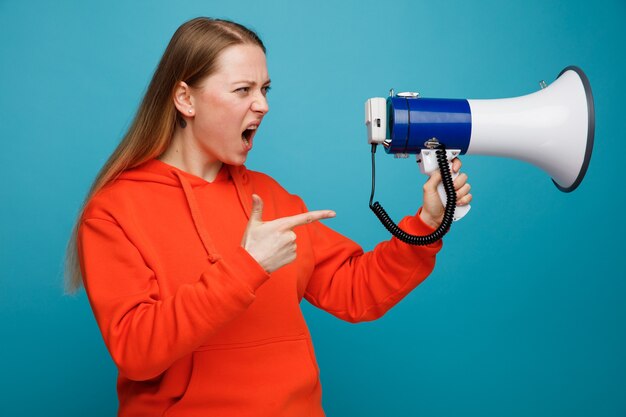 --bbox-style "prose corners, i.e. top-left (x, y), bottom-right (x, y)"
top-left (386, 97), bottom-right (472, 154)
